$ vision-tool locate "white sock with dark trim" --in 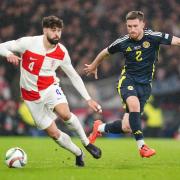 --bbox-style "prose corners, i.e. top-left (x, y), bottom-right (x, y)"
top-left (137, 139), bottom-right (145, 149)
top-left (65, 113), bottom-right (89, 146)
top-left (55, 131), bottom-right (81, 156)
top-left (98, 124), bottom-right (106, 133)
